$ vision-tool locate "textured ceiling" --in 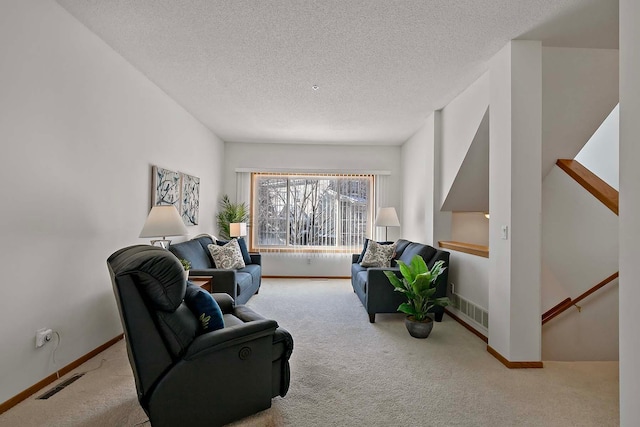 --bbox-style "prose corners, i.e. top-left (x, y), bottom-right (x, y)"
top-left (55, 0), bottom-right (618, 145)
